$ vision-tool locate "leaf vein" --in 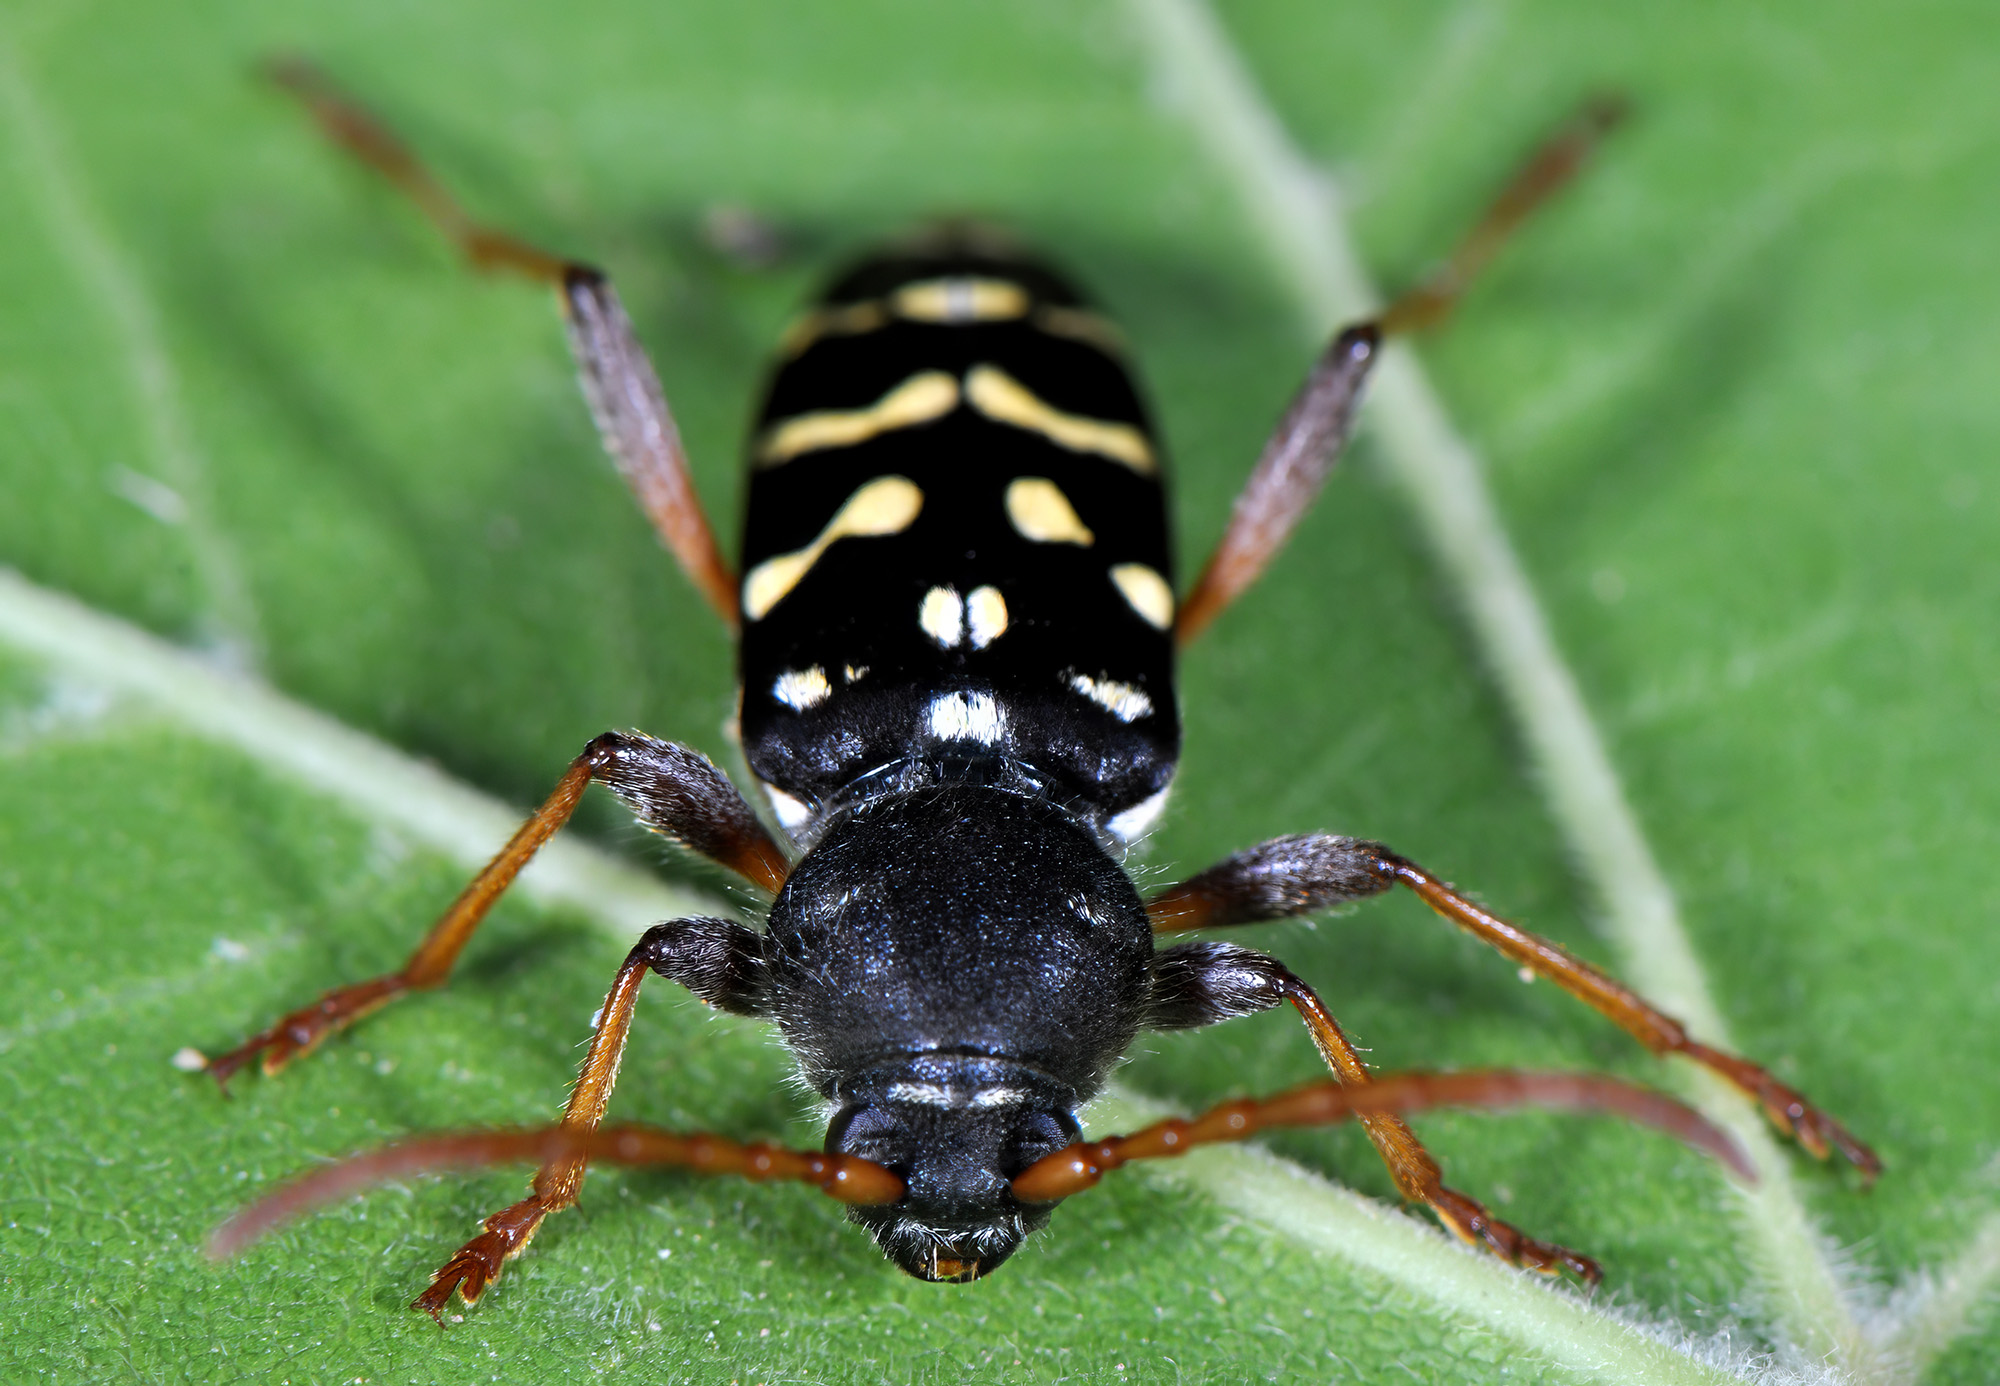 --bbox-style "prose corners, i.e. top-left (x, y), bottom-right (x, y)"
top-left (0, 31), bottom-right (261, 667)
